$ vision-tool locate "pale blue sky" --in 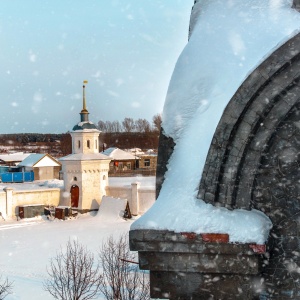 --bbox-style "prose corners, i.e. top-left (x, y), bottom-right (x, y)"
top-left (0, 0), bottom-right (193, 133)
